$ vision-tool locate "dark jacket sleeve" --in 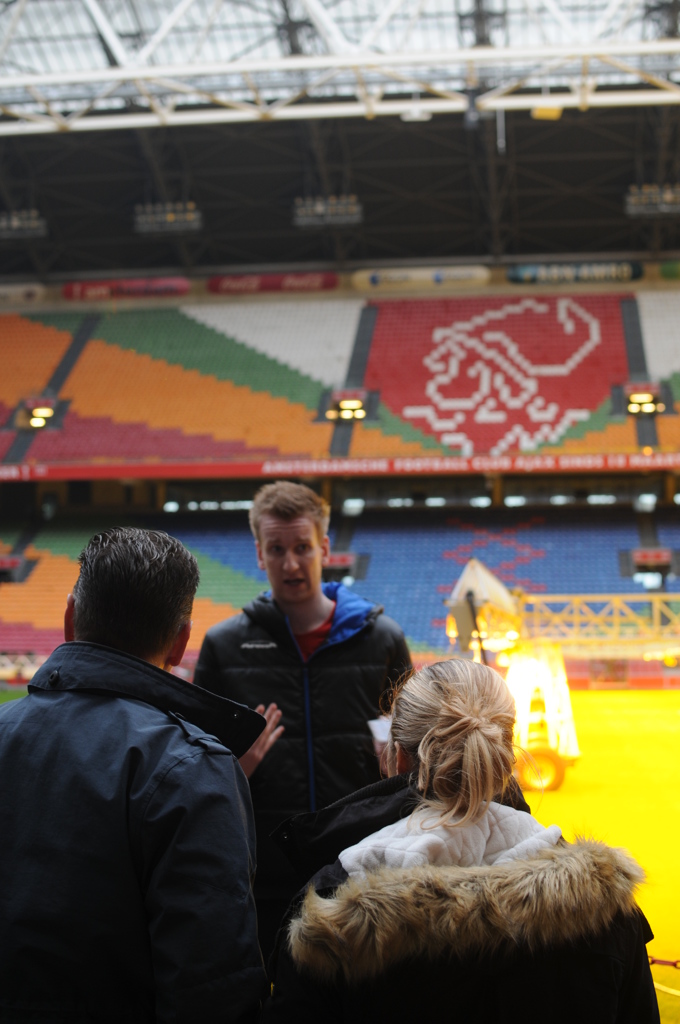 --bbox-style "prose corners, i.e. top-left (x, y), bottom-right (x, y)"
top-left (262, 942), bottom-right (342, 1024)
top-left (262, 877), bottom-right (346, 1024)
top-left (140, 745), bottom-right (268, 1023)
top-left (615, 910), bottom-right (660, 1024)
top-left (193, 628), bottom-right (225, 695)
